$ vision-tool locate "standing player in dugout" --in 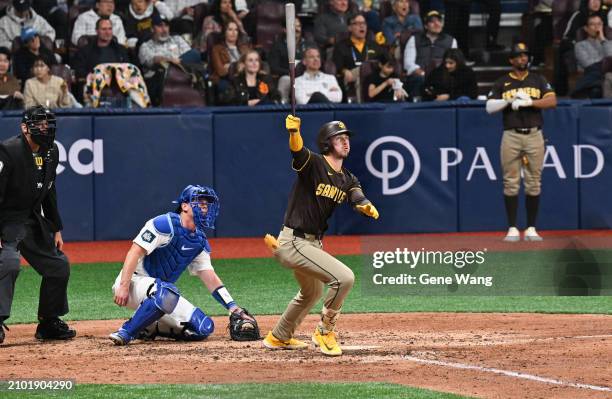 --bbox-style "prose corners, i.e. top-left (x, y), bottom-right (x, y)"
top-left (263, 115), bottom-right (380, 356)
top-left (486, 43), bottom-right (557, 242)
